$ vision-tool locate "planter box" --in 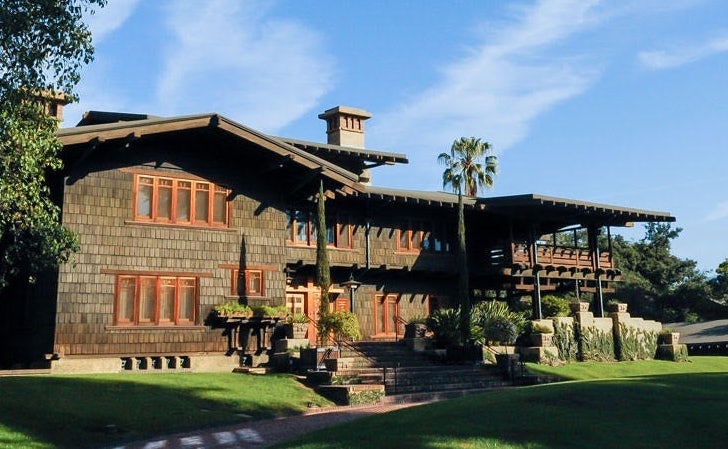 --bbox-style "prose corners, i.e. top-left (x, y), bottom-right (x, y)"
top-left (404, 323), bottom-right (427, 339)
top-left (608, 303), bottom-right (628, 313)
top-left (659, 332), bottom-right (680, 345)
top-left (531, 333), bottom-right (553, 347)
top-left (570, 302), bottom-right (590, 313)
top-left (292, 323), bottom-right (308, 339)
